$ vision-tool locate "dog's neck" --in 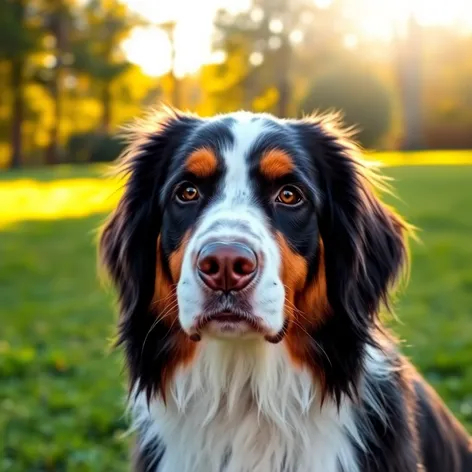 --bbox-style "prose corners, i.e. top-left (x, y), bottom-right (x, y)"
top-left (171, 340), bottom-right (316, 425)
top-left (131, 339), bottom-right (371, 472)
